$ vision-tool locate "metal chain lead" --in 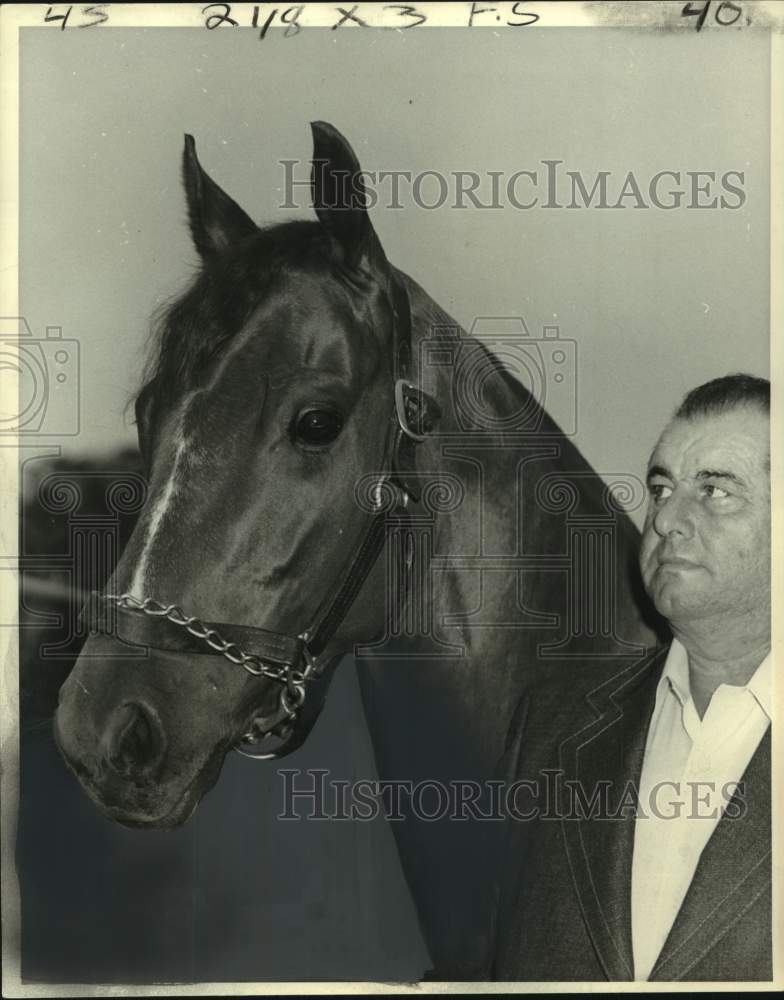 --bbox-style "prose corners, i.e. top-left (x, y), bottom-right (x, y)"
top-left (99, 593), bottom-right (314, 741)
